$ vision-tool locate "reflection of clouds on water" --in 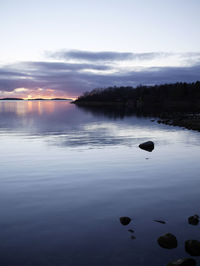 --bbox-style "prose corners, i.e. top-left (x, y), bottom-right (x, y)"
top-left (1, 104), bottom-right (200, 266)
top-left (0, 101), bottom-right (199, 149)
